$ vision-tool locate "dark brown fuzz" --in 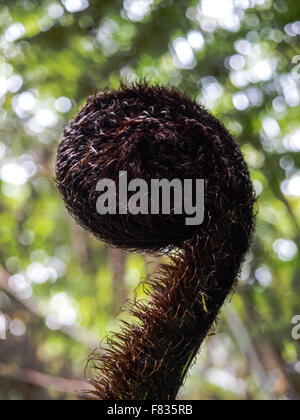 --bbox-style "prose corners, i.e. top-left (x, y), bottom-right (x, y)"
top-left (55, 83), bottom-right (256, 400)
